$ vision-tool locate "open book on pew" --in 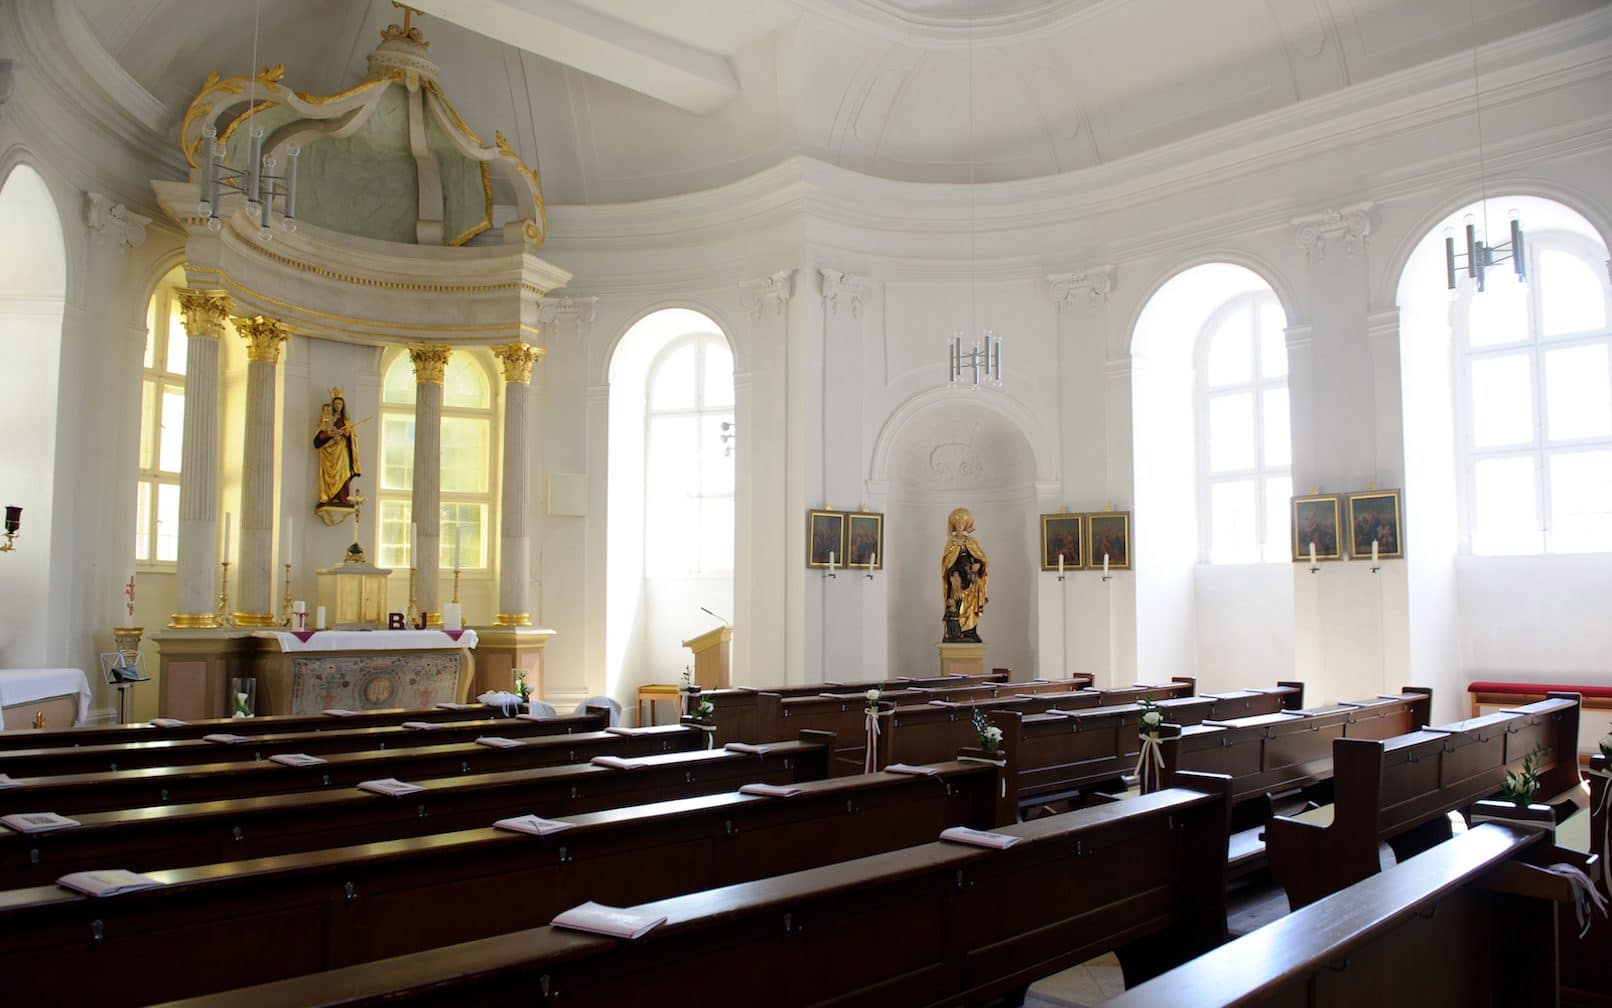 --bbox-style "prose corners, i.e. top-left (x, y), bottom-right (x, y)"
top-left (357, 778), bottom-right (426, 797)
top-left (493, 815), bottom-right (576, 837)
top-left (591, 756), bottom-right (648, 770)
top-left (268, 753), bottom-right (327, 768)
top-left (939, 825), bottom-right (1022, 850)
top-left (476, 736), bottom-right (525, 749)
top-left (400, 721), bottom-right (440, 730)
top-left (1, 812), bottom-right (81, 834)
top-left (739, 783), bottom-right (803, 798)
top-left (149, 717), bottom-right (188, 728)
top-left (57, 870), bottom-right (165, 898)
top-left (202, 733), bottom-right (251, 744)
top-left (322, 708), bottom-right (361, 718)
top-left (886, 763), bottom-right (941, 776)
top-left (0, 774), bottom-right (23, 790)
top-left (725, 742), bottom-right (771, 755)
top-left (551, 901), bottom-right (668, 940)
